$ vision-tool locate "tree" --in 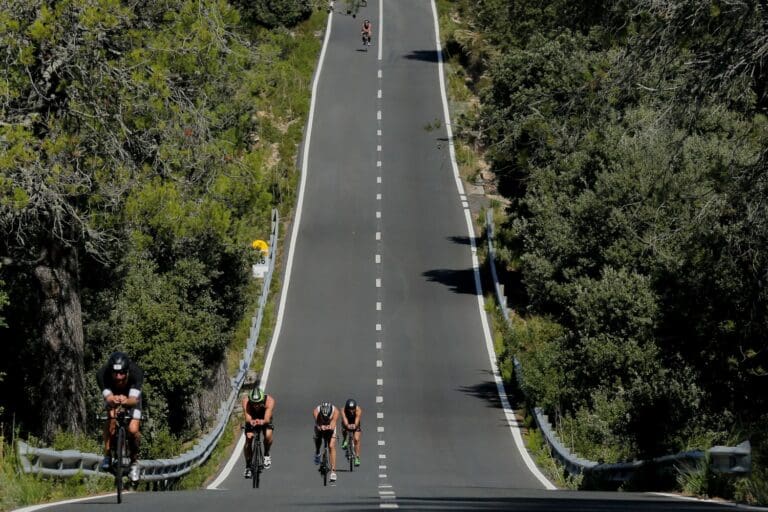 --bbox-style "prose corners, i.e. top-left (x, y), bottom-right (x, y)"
top-left (231, 0), bottom-right (312, 28)
top-left (0, 0), bottom-right (145, 440)
top-left (0, 0), bottom-right (270, 440)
